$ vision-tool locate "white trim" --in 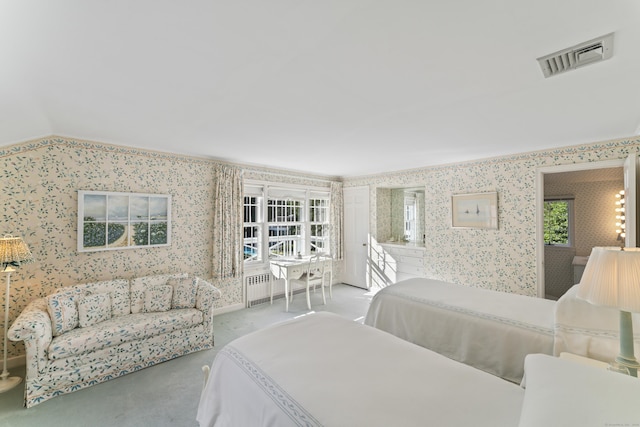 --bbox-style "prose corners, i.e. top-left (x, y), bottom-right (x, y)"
top-left (244, 179), bottom-right (330, 193)
top-left (535, 159), bottom-right (624, 298)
